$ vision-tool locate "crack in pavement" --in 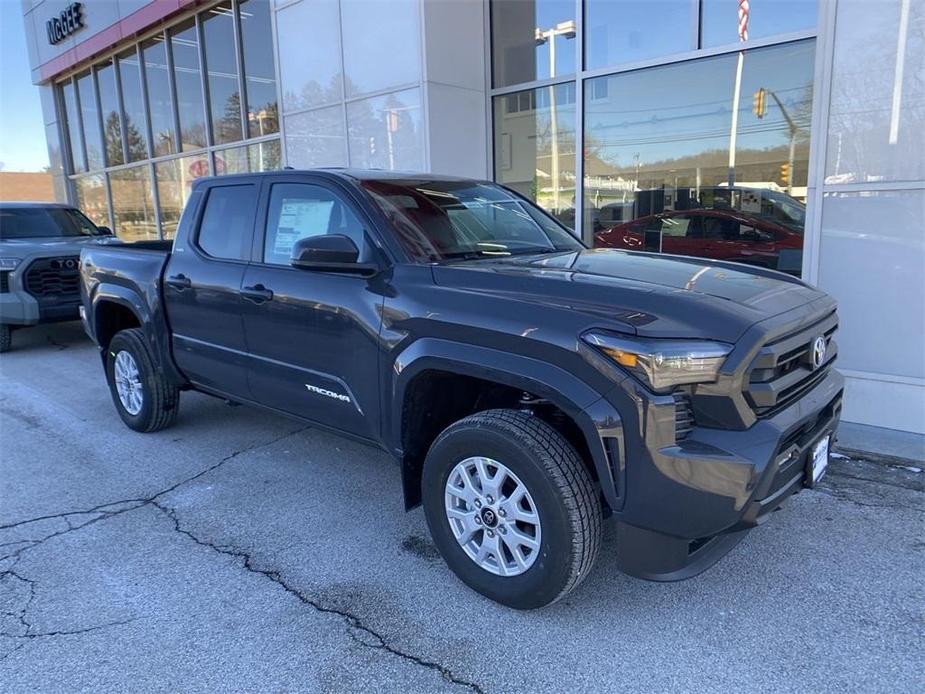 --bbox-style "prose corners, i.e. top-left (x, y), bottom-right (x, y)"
top-left (0, 427), bottom-right (310, 565)
top-left (0, 427), bottom-right (308, 662)
top-left (149, 500), bottom-right (486, 694)
top-left (815, 486), bottom-right (924, 514)
top-left (0, 425), bottom-right (485, 691)
top-left (0, 564), bottom-right (136, 661)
